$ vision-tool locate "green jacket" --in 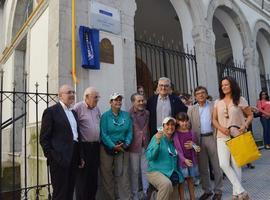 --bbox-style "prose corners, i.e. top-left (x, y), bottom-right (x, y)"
top-left (100, 109), bottom-right (133, 149)
top-left (146, 134), bottom-right (184, 183)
